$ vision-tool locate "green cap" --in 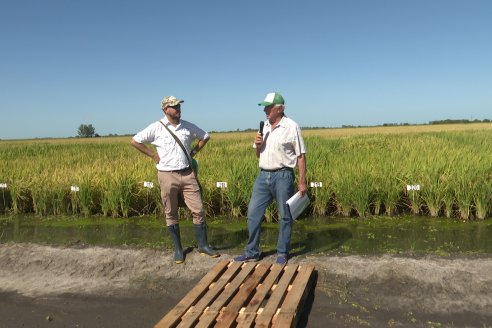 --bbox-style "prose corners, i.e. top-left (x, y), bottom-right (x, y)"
top-left (258, 92), bottom-right (284, 106)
